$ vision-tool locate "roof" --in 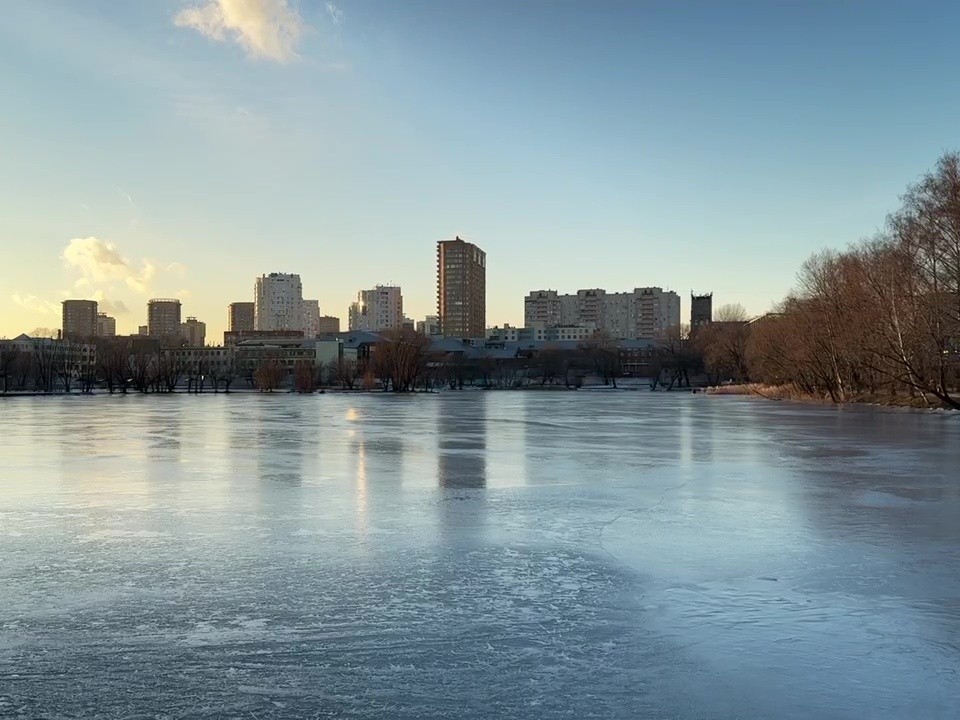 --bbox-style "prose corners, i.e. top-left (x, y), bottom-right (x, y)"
top-left (429, 338), bottom-right (482, 357)
top-left (501, 338), bottom-right (655, 353)
top-left (480, 347), bottom-right (520, 360)
top-left (617, 339), bottom-right (656, 350)
top-left (337, 330), bottom-right (383, 348)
